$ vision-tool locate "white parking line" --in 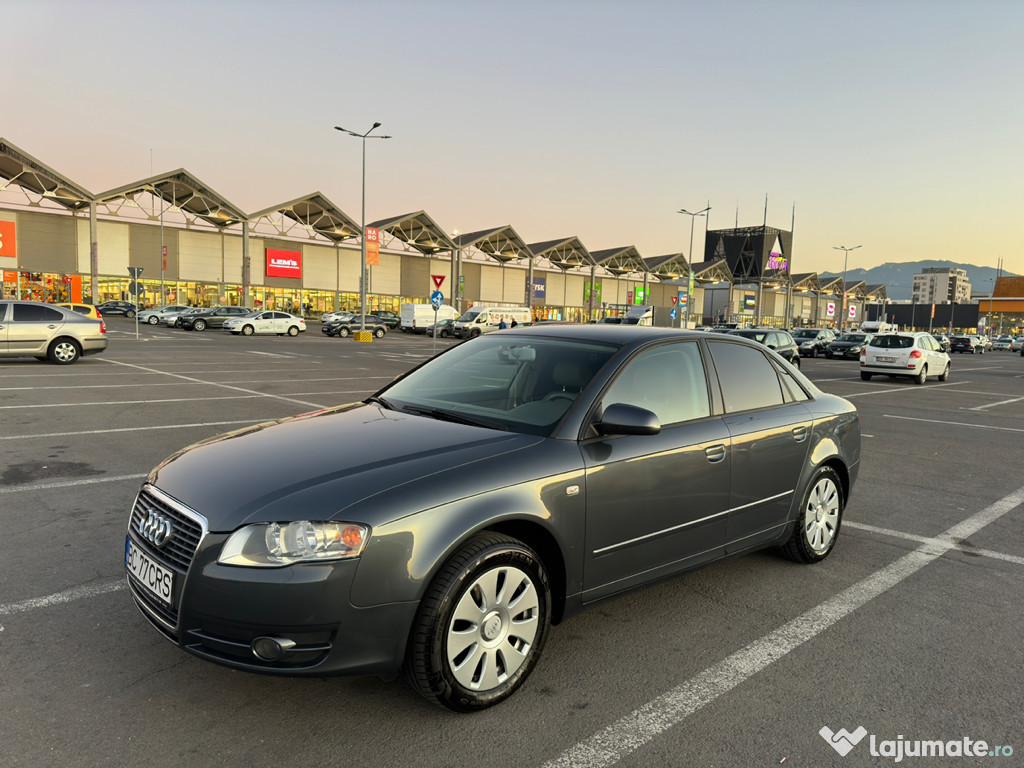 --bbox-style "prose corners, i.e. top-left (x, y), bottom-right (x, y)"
top-left (969, 395), bottom-right (1024, 411)
top-left (0, 394), bottom-right (264, 409)
top-left (0, 578), bottom-right (125, 616)
top-left (884, 414), bottom-right (1024, 433)
top-left (845, 521), bottom-right (1024, 566)
top-left (844, 381), bottom-right (966, 398)
top-left (543, 485), bottom-right (1024, 768)
top-left (0, 474), bottom-right (147, 494)
top-left (0, 419), bottom-right (264, 441)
